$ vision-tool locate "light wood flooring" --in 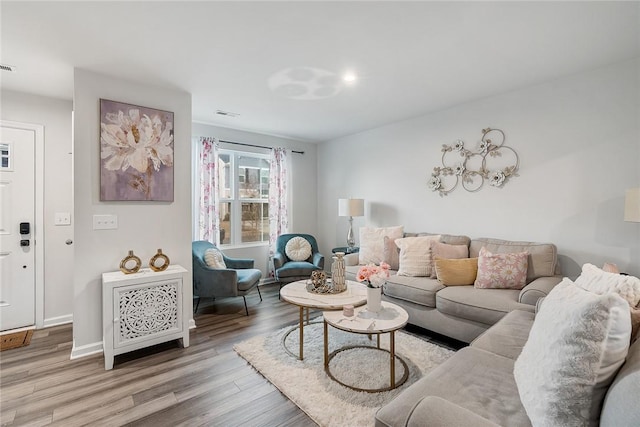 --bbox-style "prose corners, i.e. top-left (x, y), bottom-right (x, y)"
top-left (0, 284), bottom-right (463, 426)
